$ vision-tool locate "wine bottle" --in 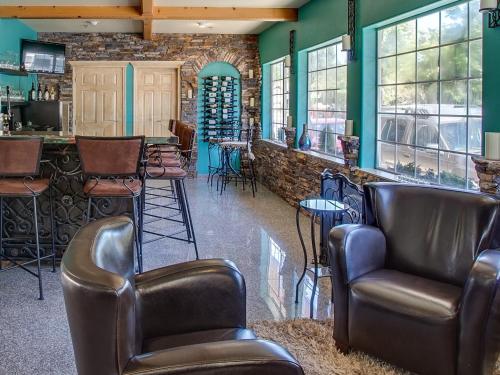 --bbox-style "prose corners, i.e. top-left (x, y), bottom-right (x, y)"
top-left (43, 85), bottom-right (50, 101)
top-left (37, 83), bottom-right (42, 101)
top-left (29, 82), bottom-right (36, 101)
